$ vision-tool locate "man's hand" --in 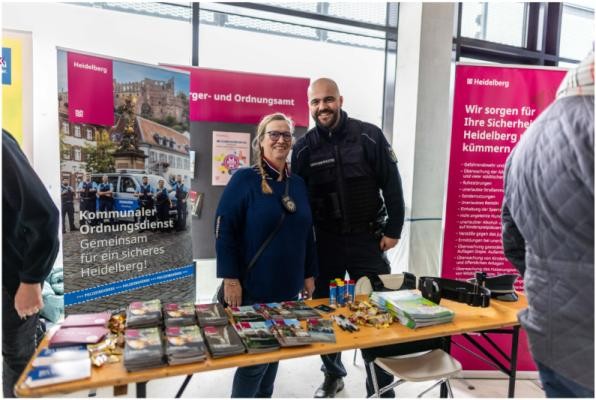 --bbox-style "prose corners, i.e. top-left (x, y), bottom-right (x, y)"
top-left (224, 279), bottom-right (242, 307)
top-left (379, 236), bottom-right (399, 252)
top-left (302, 277), bottom-right (315, 299)
top-left (14, 283), bottom-right (44, 319)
